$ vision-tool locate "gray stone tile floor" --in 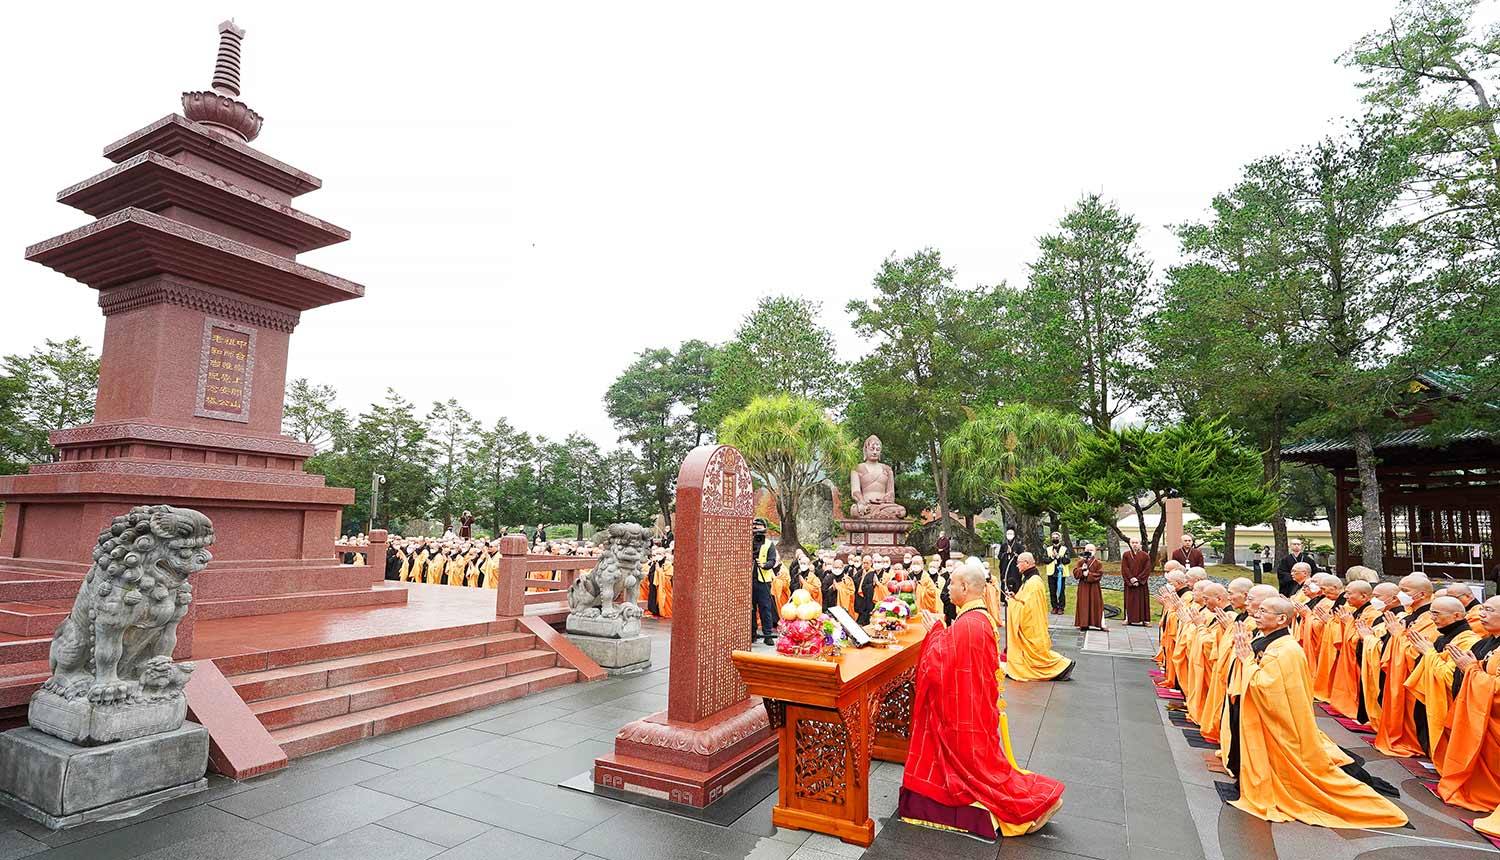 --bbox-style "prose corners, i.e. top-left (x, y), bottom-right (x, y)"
top-left (0, 617), bottom-right (1494, 858)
